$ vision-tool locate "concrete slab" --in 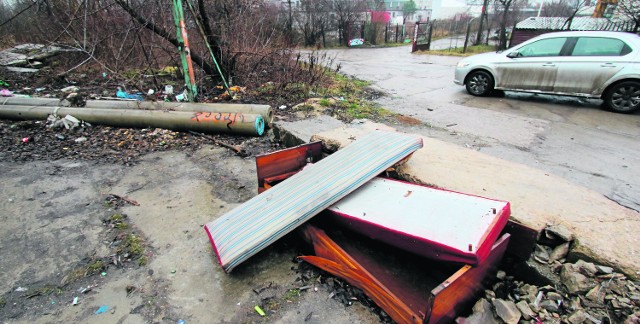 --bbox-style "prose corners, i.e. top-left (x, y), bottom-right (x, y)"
top-left (273, 115), bottom-right (345, 147)
top-left (276, 117), bottom-right (640, 279)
